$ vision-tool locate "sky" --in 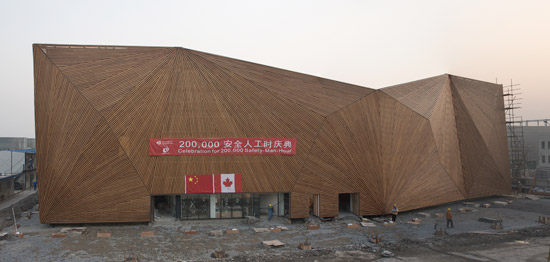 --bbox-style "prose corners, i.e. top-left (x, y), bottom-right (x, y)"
top-left (1, 0), bottom-right (549, 138)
